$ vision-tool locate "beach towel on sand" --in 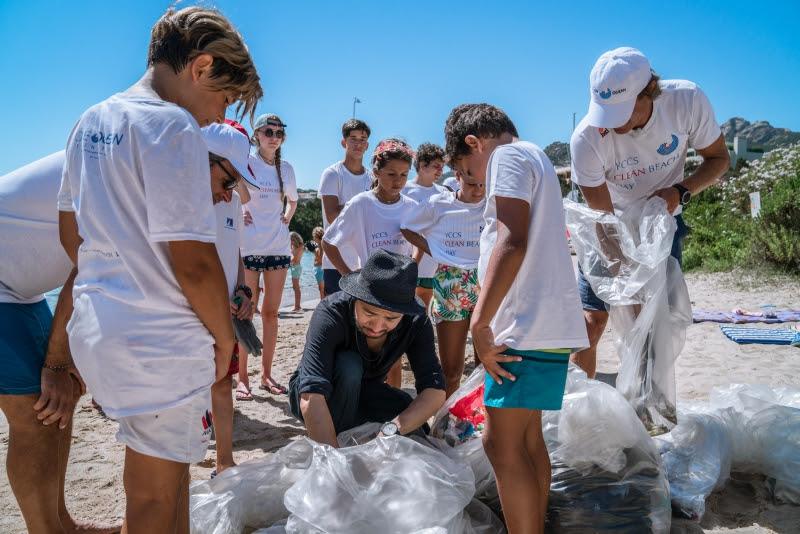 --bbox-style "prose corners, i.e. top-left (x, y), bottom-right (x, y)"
top-left (720, 325), bottom-right (800, 346)
top-left (694, 309), bottom-right (800, 324)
